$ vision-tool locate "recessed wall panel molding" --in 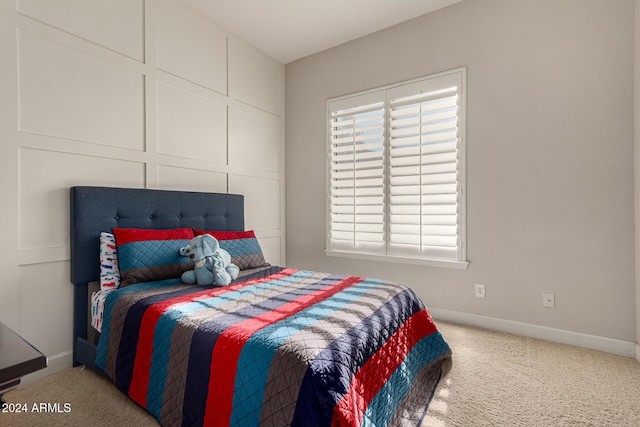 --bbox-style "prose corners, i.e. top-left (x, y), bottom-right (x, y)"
top-left (229, 39), bottom-right (282, 115)
top-left (19, 261), bottom-right (73, 356)
top-left (156, 164), bottom-right (227, 193)
top-left (19, 147), bottom-right (145, 250)
top-left (228, 174), bottom-right (281, 231)
top-left (17, 31), bottom-right (145, 150)
top-left (16, 0), bottom-right (144, 61)
top-left (228, 106), bottom-right (281, 173)
top-left (156, 81), bottom-right (227, 162)
top-left (156, 0), bottom-right (227, 94)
